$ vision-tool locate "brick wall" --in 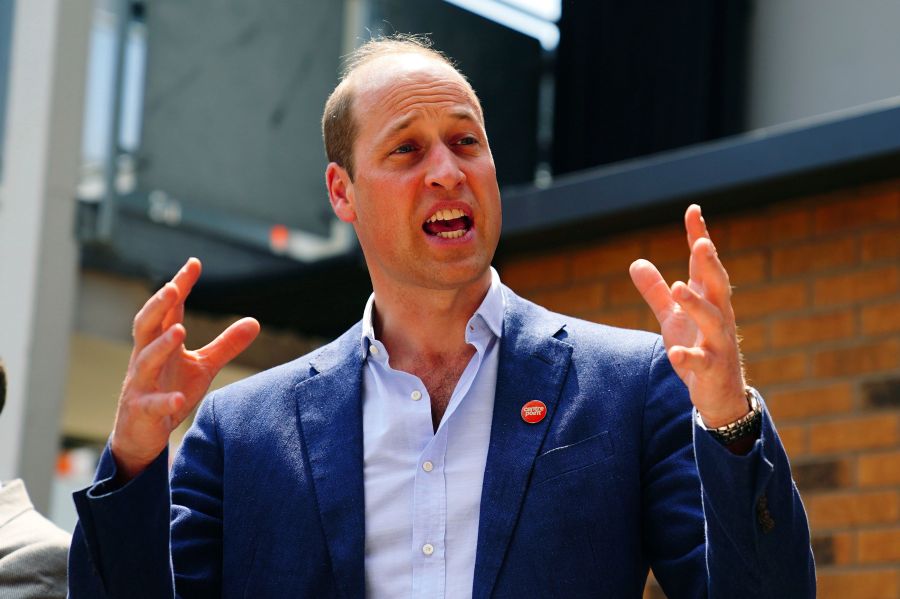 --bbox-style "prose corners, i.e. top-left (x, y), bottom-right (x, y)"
top-left (497, 179), bottom-right (900, 598)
